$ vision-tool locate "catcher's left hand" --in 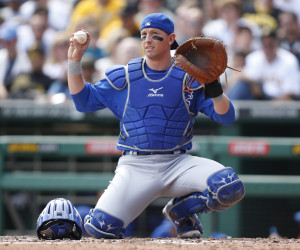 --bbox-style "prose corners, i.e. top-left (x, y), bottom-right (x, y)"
top-left (174, 36), bottom-right (239, 94)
